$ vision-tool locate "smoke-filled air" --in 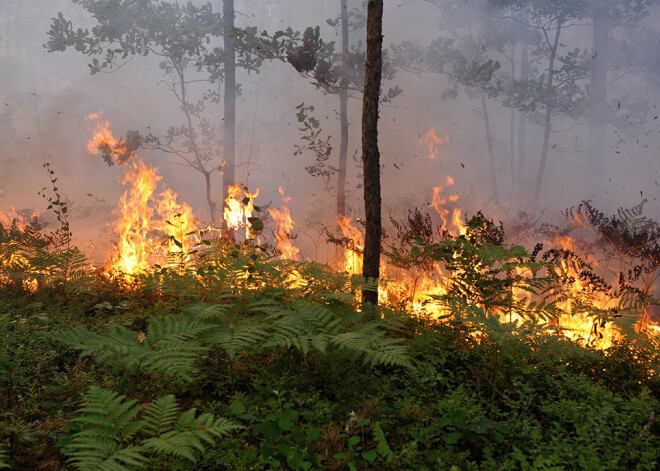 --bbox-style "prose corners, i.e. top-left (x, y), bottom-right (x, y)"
top-left (1, 1), bottom-right (660, 469)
